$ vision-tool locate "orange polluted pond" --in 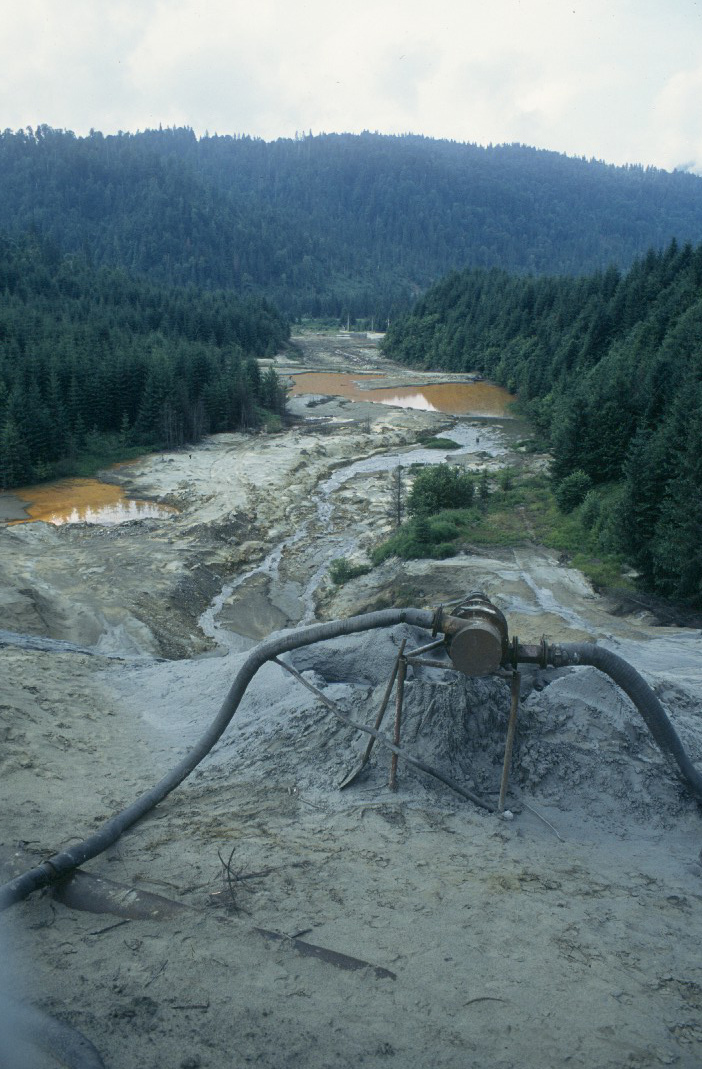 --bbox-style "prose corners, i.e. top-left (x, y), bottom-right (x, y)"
top-left (8, 478), bottom-right (176, 526)
top-left (288, 372), bottom-right (513, 417)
